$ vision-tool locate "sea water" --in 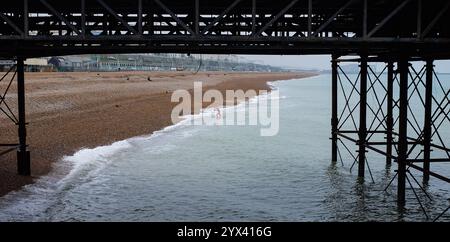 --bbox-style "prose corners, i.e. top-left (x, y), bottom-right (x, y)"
top-left (0, 74), bottom-right (449, 221)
